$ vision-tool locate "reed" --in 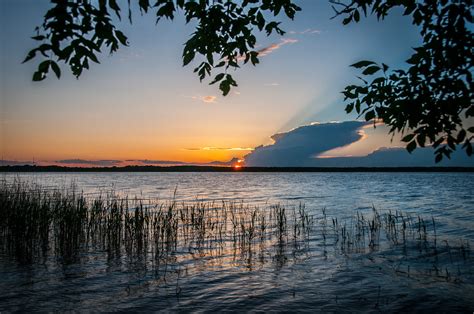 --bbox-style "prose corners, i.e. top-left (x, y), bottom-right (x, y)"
top-left (1, 180), bottom-right (470, 283)
top-left (320, 206), bottom-right (471, 282)
top-left (0, 180), bottom-right (312, 266)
